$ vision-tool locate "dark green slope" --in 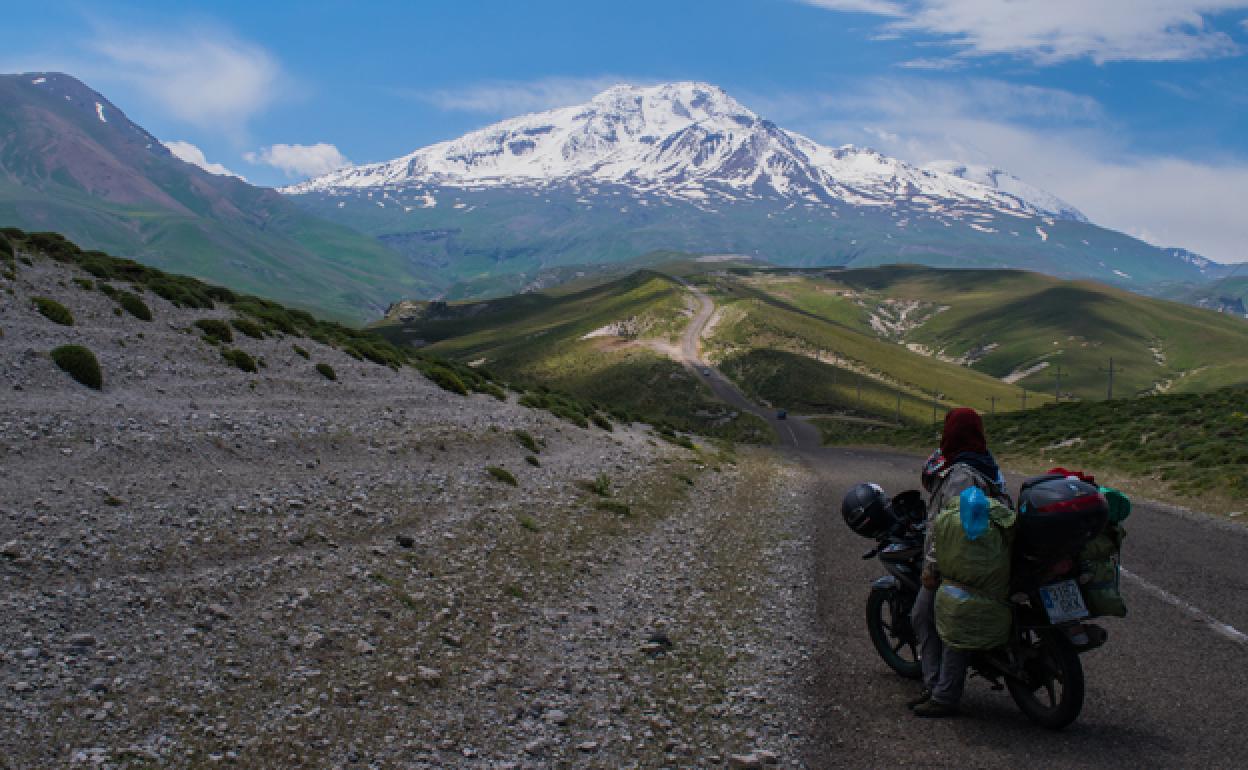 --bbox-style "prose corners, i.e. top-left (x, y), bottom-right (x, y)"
top-left (0, 73), bottom-right (432, 322)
